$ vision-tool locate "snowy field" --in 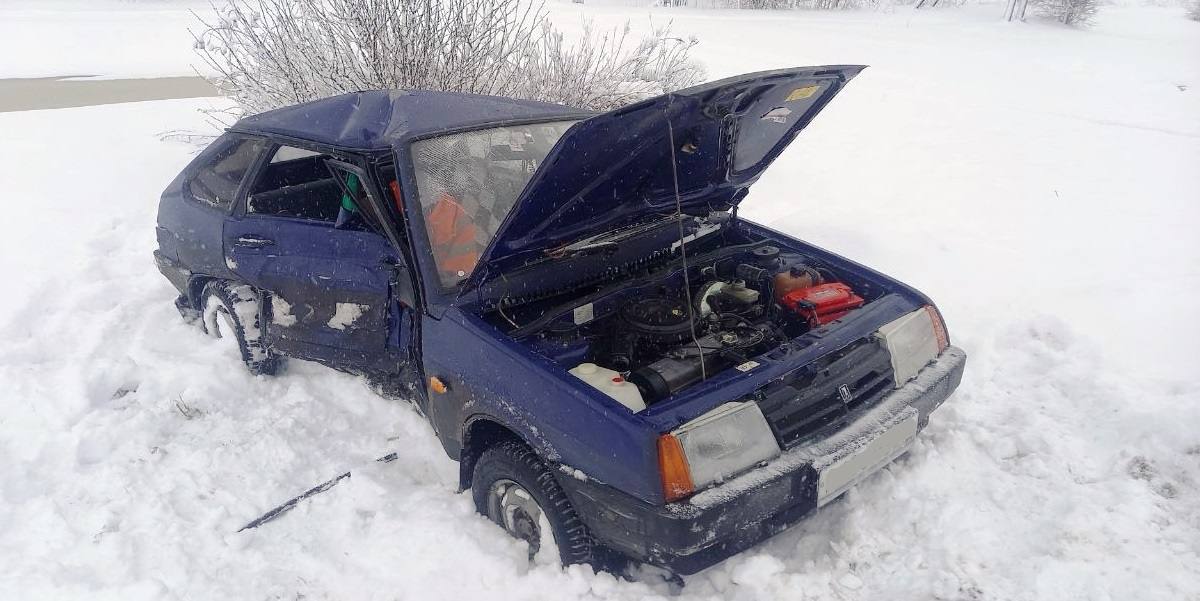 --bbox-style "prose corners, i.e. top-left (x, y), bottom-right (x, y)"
top-left (1, 2), bottom-right (1198, 600)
